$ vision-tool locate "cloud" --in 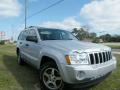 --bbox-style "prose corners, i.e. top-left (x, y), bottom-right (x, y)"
top-left (80, 0), bottom-right (120, 32)
top-left (41, 17), bottom-right (81, 31)
top-left (0, 0), bottom-right (21, 17)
